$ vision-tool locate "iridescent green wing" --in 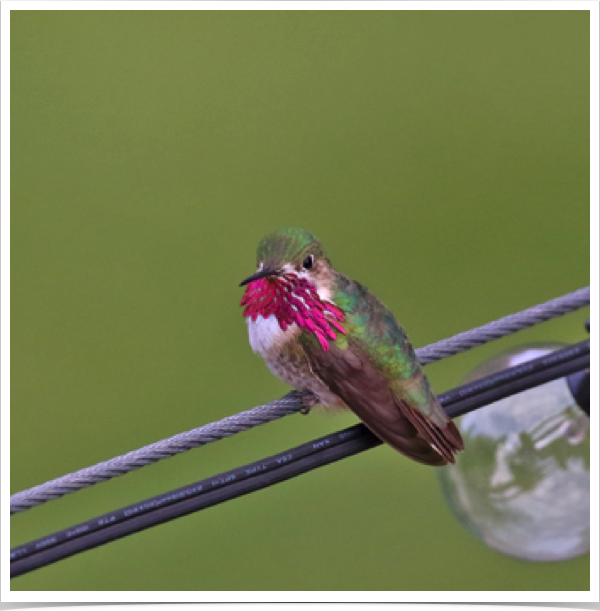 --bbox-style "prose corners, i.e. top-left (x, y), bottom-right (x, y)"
top-left (299, 274), bottom-right (462, 464)
top-left (333, 274), bottom-right (450, 426)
